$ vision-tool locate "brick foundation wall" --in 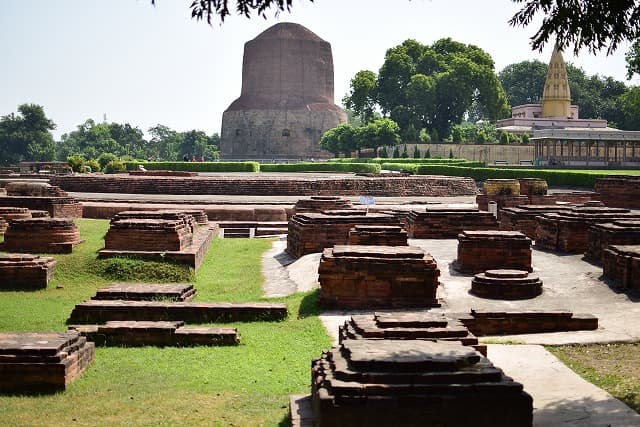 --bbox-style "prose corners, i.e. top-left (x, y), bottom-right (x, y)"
top-left (455, 230), bottom-right (532, 274)
top-left (602, 245), bottom-right (640, 292)
top-left (595, 176), bottom-right (640, 209)
top-left (0, 254), bottom-right (57, 290)
top-left (406, 208), bottom-right (498, 238)
top-left (347, 225), bottom-right (408, 246)
top-left (0, 196), bottom-right (82, 218)
top-left (2, 218), bottom-right (83, 253)
top-left (585, 221), bottom-right (640, 264)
